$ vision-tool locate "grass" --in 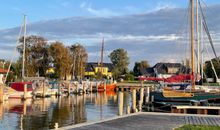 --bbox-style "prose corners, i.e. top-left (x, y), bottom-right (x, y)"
top-left (175, 125), bottom-right (220, 130)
